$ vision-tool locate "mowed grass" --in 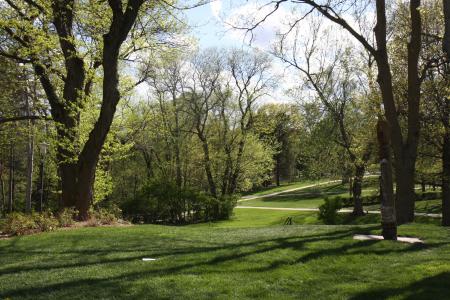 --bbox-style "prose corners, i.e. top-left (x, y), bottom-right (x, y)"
top-left (239, 180), bottom-right (379, 209)
top-left (1, 179), bottom-right (447, 299)
top-left (240, 179), bottom-right (337, 197)
top-left (1, 222), bottom-right (449, 299)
